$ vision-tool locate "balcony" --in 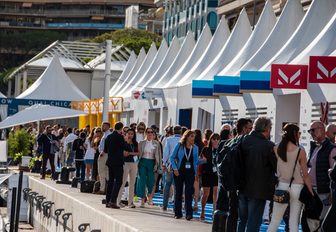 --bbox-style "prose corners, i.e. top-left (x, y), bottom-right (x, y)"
top-left (0, 21), bottom-right (125, 30)
top-left (0, 7), bottom-right (125, 18)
